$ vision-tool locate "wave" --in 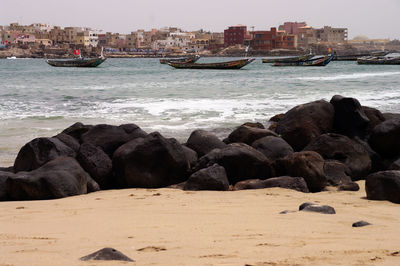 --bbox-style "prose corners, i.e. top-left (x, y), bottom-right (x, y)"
top-left (297, 71), bottom-right (400, 81)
